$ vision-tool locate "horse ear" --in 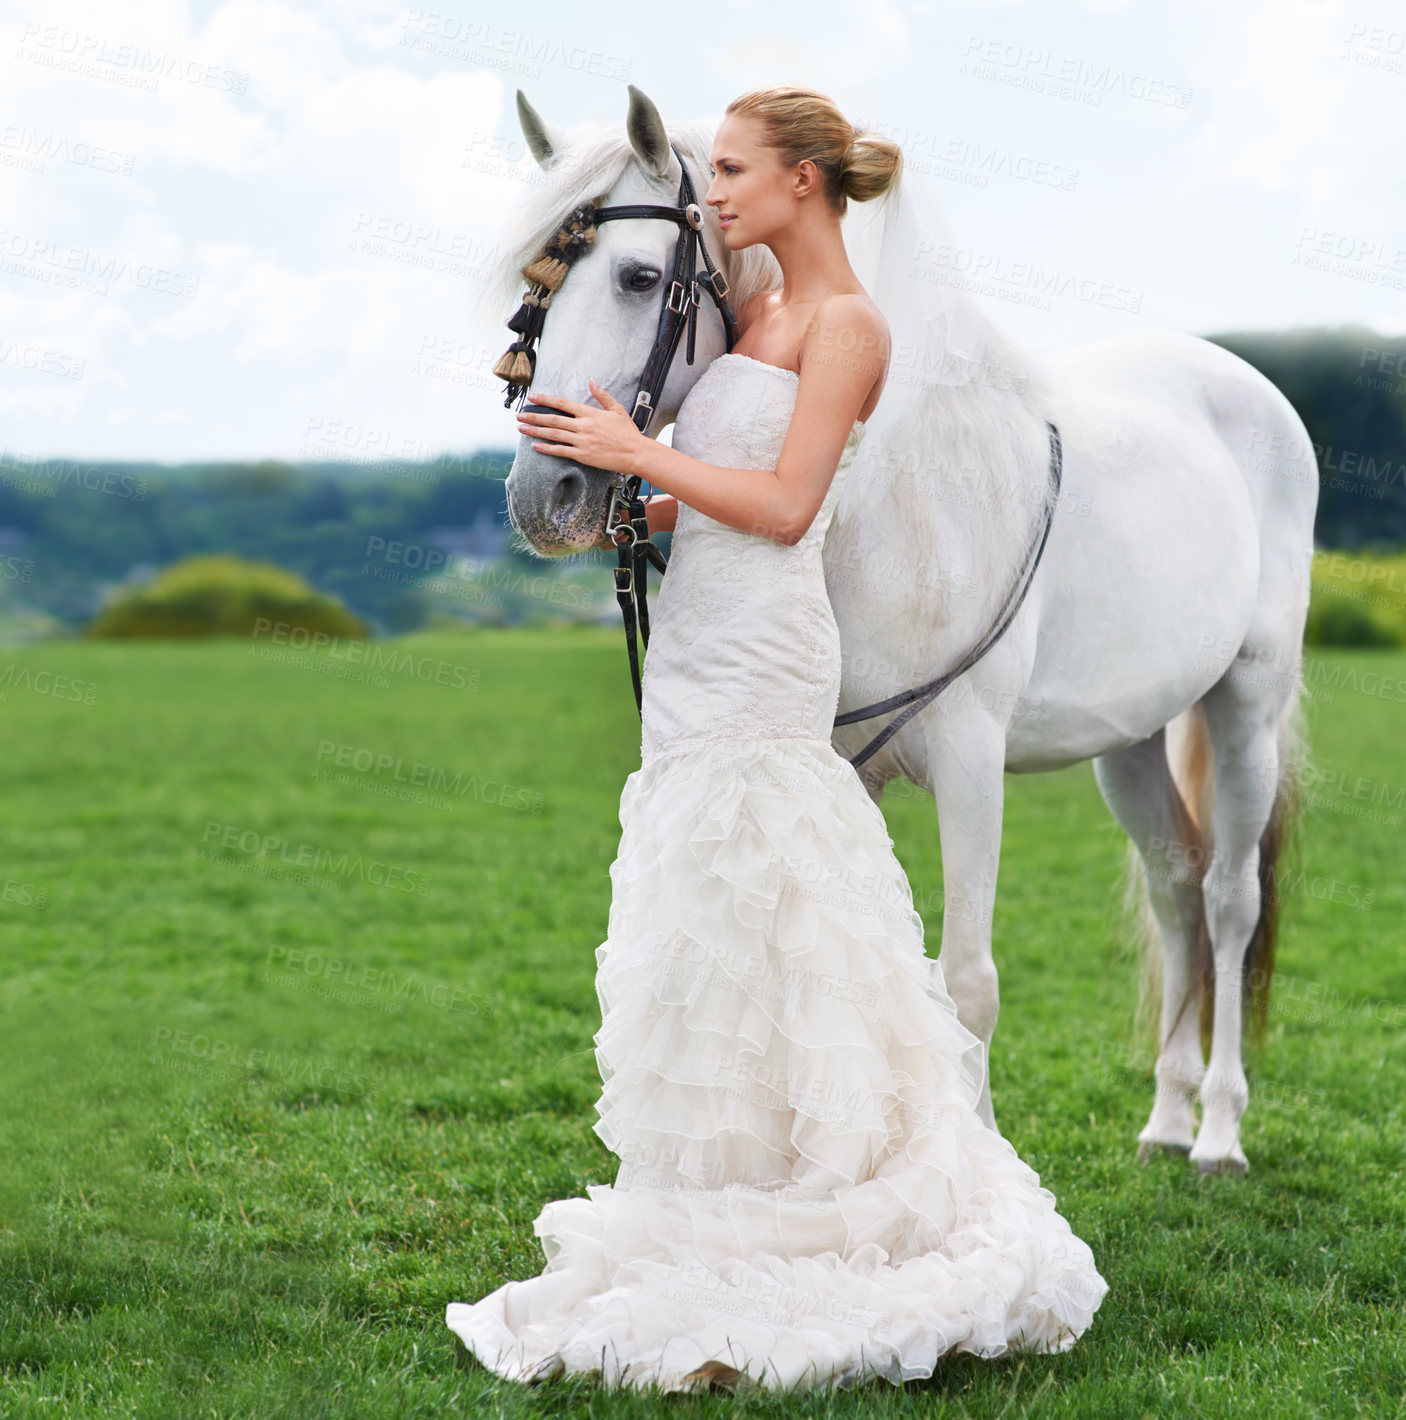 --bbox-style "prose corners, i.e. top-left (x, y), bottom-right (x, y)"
top-left (516, 90), bottom-right (568, 169)
top-left (624, 83), bottom-right (675, 181)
